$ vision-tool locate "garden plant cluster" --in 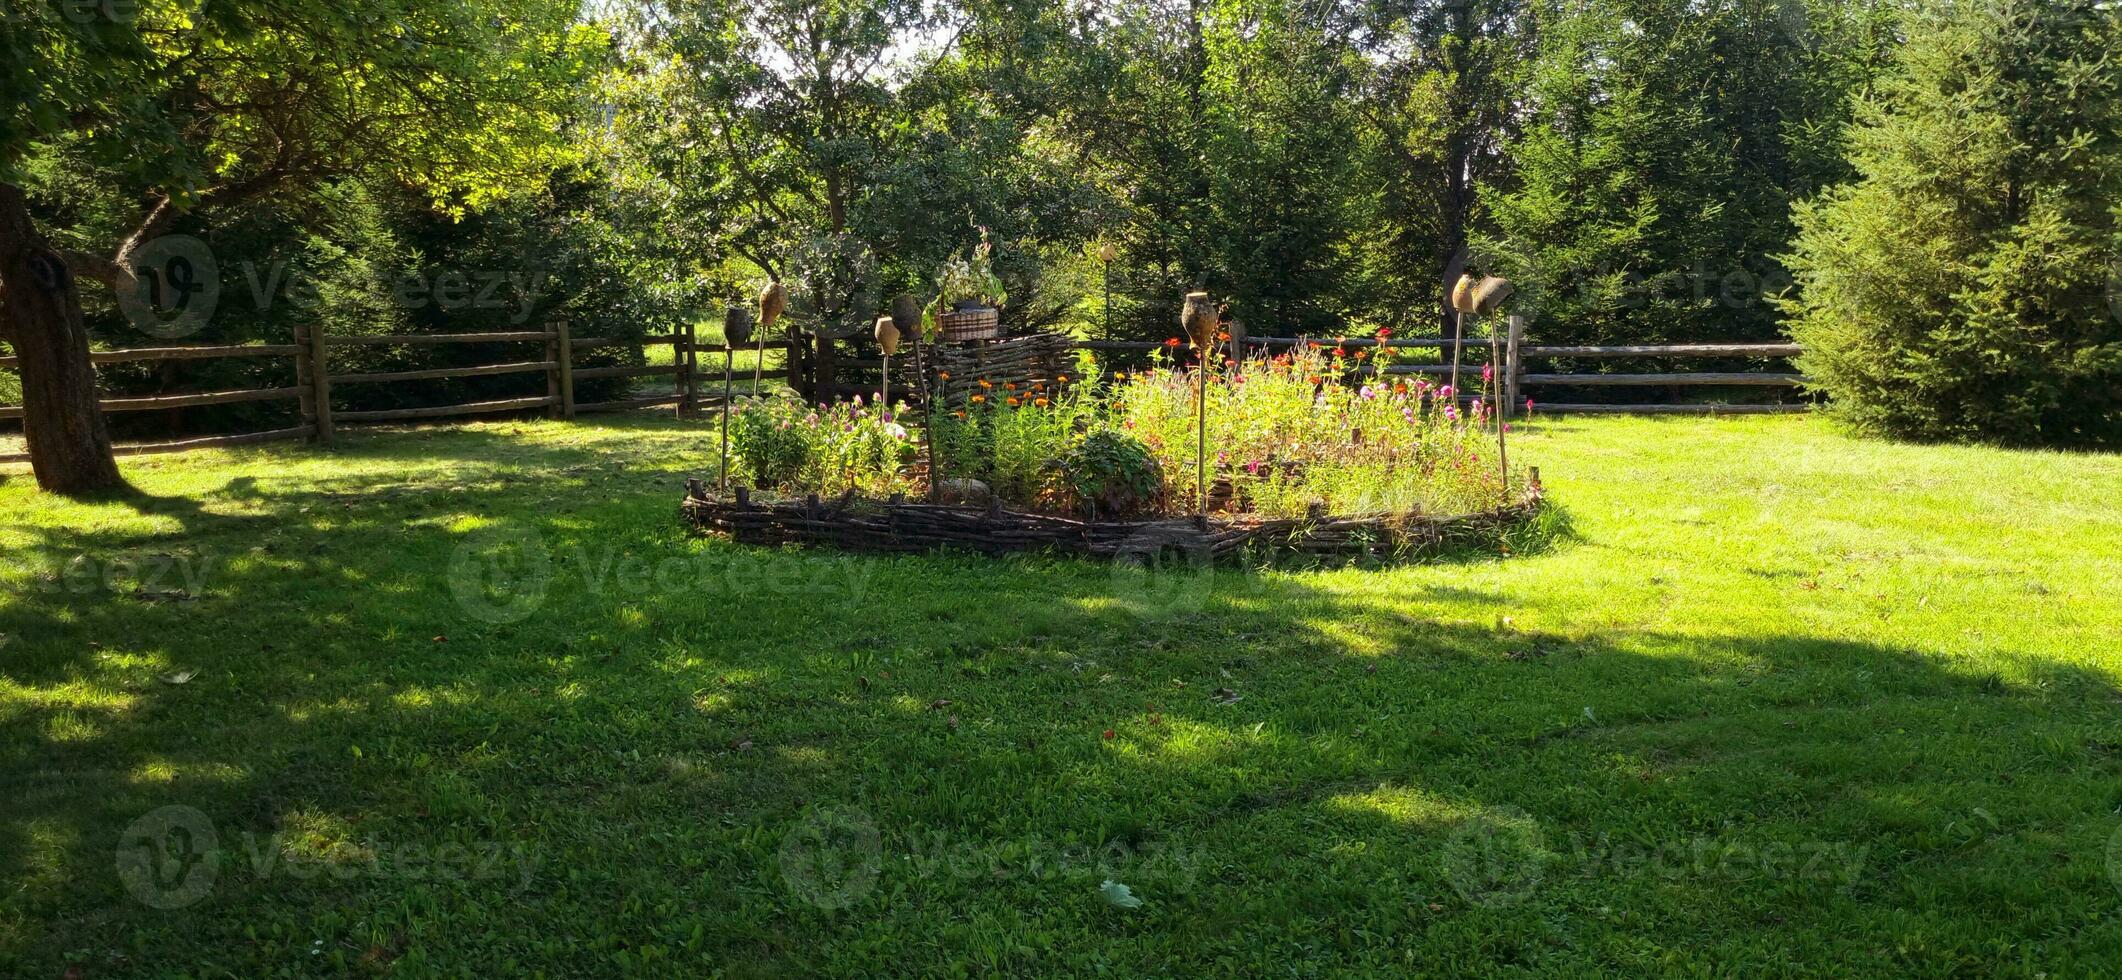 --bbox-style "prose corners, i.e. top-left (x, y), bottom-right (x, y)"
top-left (727, 335), bottom-right (1527, 521)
